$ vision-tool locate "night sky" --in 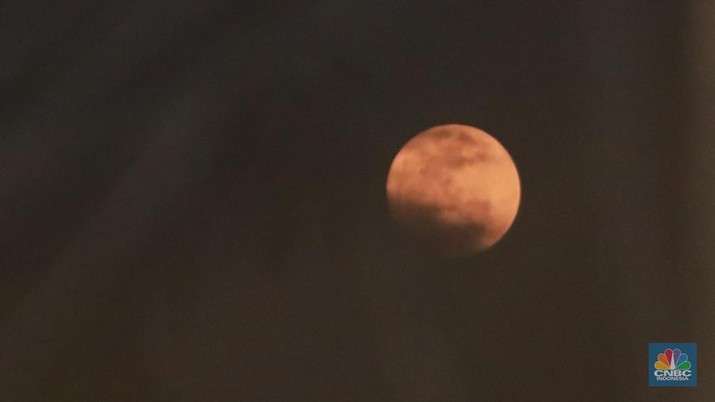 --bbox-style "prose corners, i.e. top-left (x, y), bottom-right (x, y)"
top-left (1, 1), bottom-right (714, 400)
